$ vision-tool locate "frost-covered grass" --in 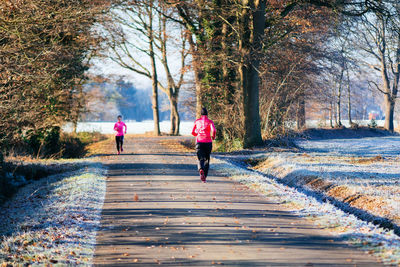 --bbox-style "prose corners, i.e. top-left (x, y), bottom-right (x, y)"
top-left (297, 136), bottom-right (400, 156)
top-left (210, 136), bottom-right (400, 265)
top-left (248, 151), bottom-right (400, 224)
top-left (219, 136), bottom-right (400, 232)
top-left (250, 136), bottom-right (400, 231)
top-left (212, 157), bottom-right (400, 265)
top-left (0, 163), bottom-right (106, 265)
